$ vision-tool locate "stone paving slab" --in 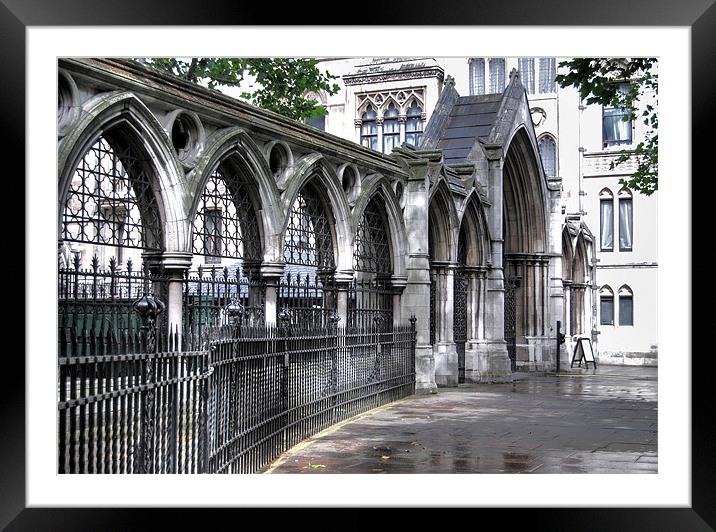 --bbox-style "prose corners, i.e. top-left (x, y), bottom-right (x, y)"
top-left (266, 365), bottom-right (657, 474)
